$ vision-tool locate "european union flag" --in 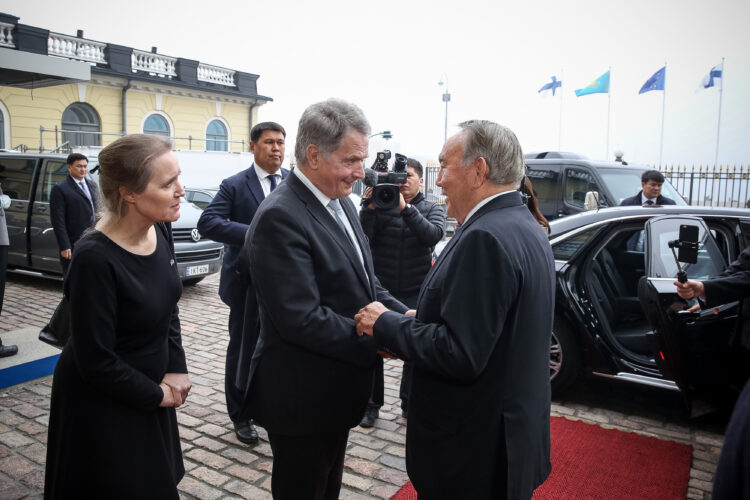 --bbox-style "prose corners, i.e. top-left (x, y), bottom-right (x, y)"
top-left (538, 76), bottom-right (562, 96)
top-left (575, 71), bottom-right (610, 97)
top-left (639, 66), bottom-right (665, 94)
